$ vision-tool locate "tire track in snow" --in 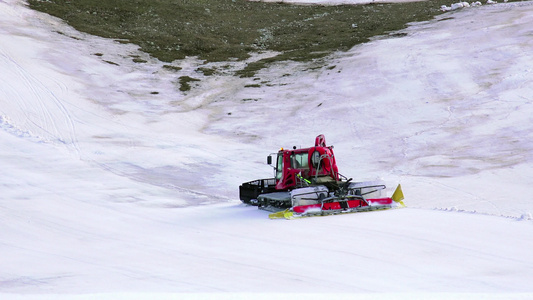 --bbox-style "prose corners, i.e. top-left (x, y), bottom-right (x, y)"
top-left (0, 47), bottom-right (81, 158)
